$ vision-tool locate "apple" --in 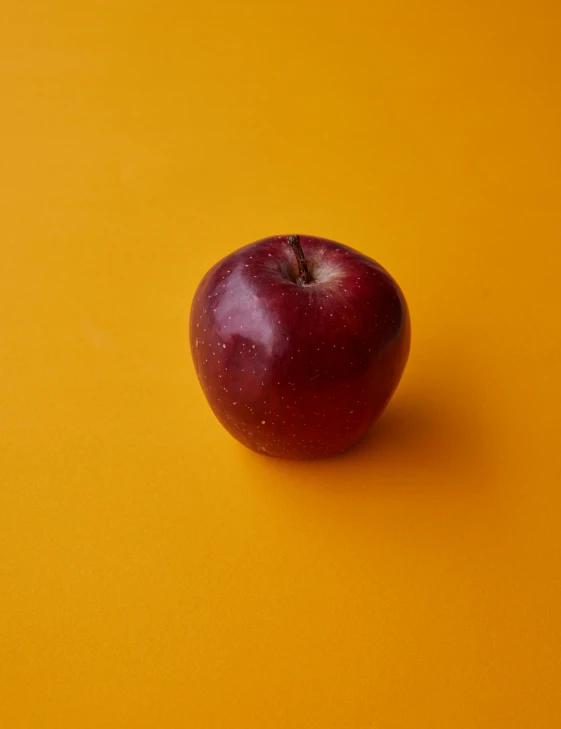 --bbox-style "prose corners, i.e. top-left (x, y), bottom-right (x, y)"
top-left (190, 234), bottom-right (410, 459)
